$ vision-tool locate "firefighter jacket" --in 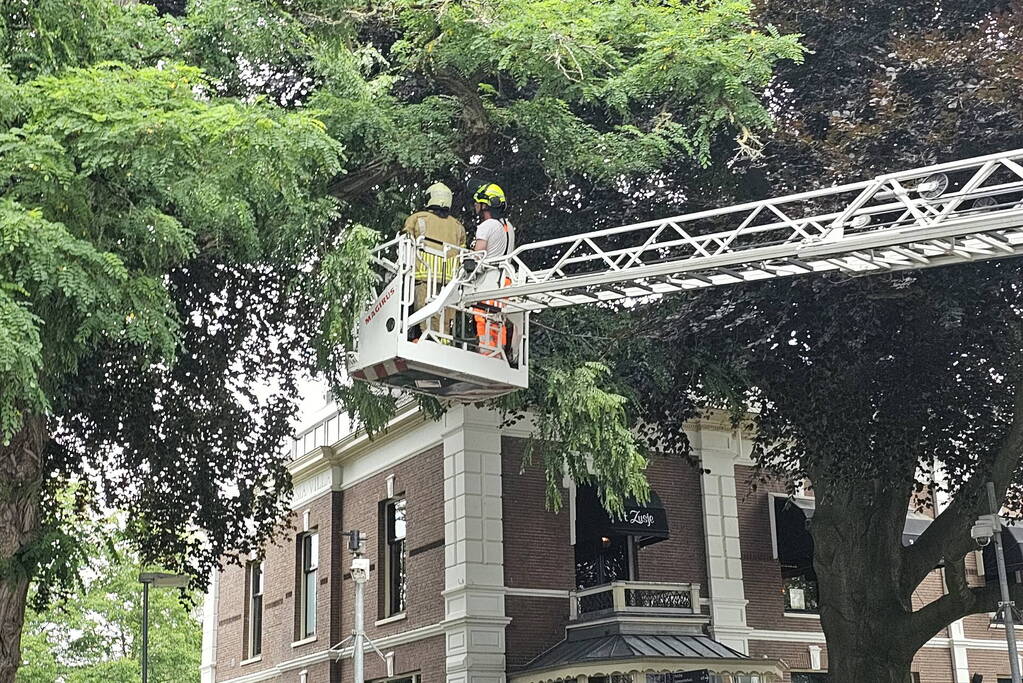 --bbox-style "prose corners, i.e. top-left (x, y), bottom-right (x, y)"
top-left (402, 210), bottom-right (466, 282)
